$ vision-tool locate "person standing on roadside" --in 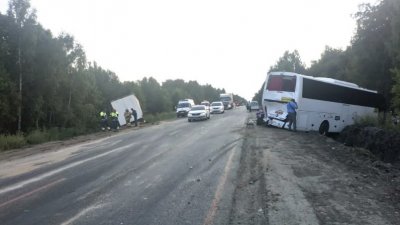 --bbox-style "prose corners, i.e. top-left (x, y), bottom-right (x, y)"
top-left (287, 99), bottom-right (298, 131)
top-left (131, 108), bottom-right (138, 127)
top-left (110, 109), bottom-right (119, 131)
top-left (124, 109), bottom-right (132, 126)
top-left (99, 110), bottom-right (108, 131)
